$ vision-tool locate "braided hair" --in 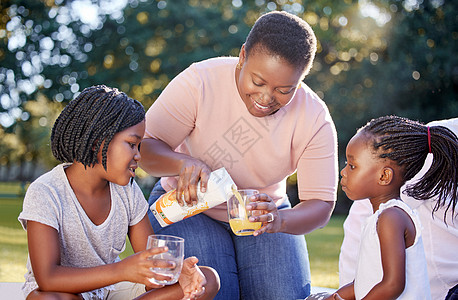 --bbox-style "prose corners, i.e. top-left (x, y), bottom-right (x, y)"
top-left (51, 85), bottom-right (145, 170)
top-left (360, 115), bottom-right (458, 219)
top-left (244, 11), bottom-right (317, 77)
